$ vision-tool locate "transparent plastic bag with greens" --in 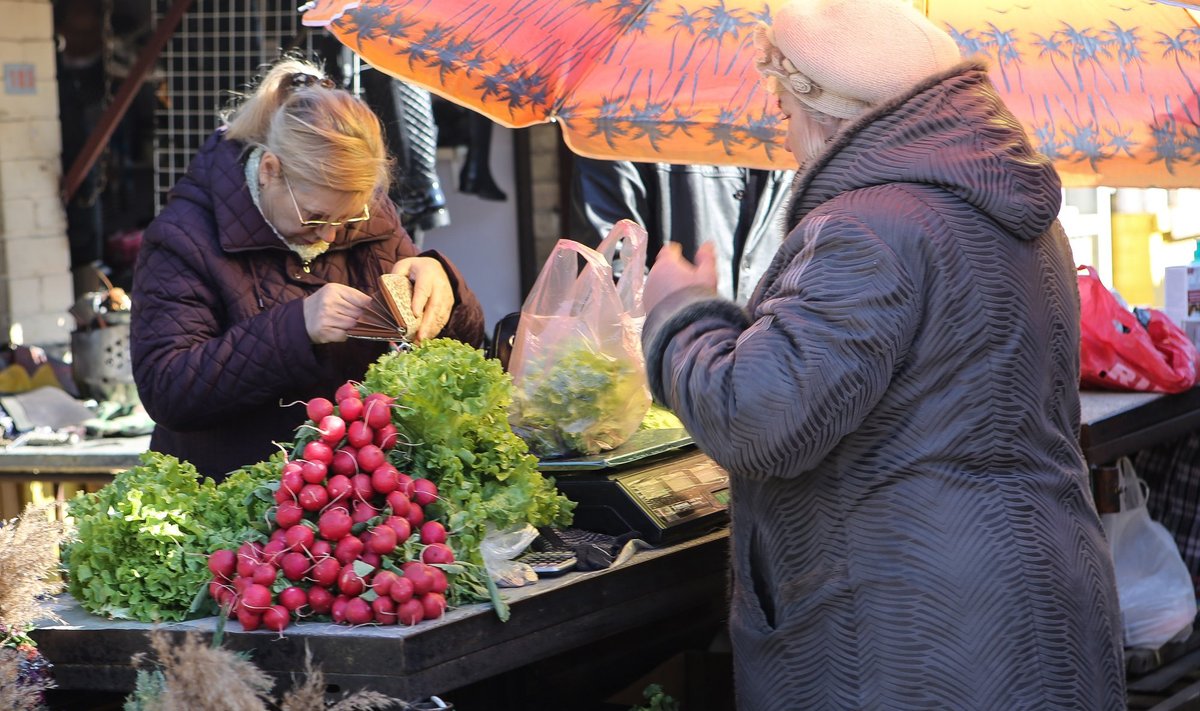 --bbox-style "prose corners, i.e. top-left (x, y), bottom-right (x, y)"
top-left (509, 220), bottom-right (651, 458)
